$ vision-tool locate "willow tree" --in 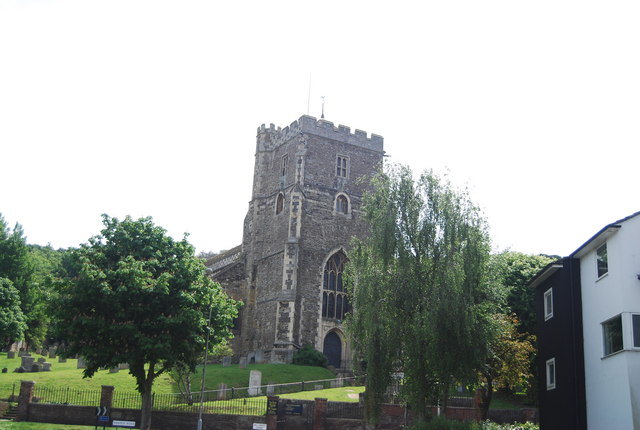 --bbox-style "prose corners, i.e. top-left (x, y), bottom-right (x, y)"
top-left (346, 166), bottom-right (499, 423)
